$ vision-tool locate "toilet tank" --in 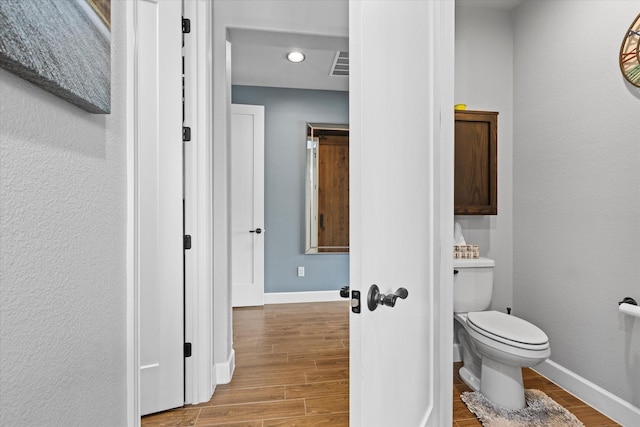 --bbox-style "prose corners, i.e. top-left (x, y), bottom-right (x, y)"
top-left (453, 257), bottom-right (495, 313)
